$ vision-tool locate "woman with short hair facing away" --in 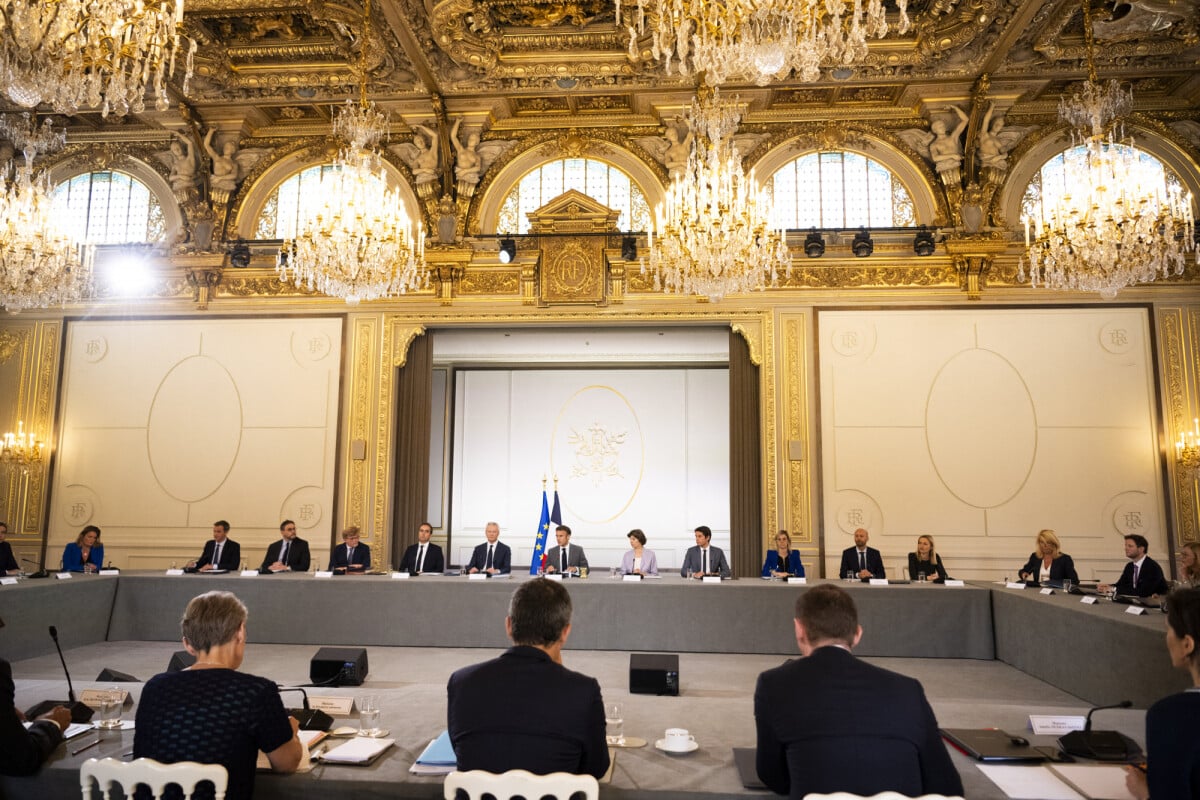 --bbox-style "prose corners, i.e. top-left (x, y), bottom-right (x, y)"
top-left (134, 591), bottom-right (301, 800)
